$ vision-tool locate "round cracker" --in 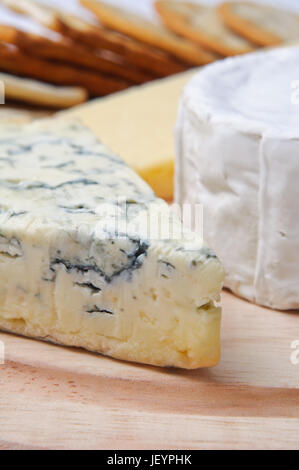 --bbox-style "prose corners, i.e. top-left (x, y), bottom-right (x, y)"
top-left (155, 0), bottom-right (255, 57)
top-left (1, 0), bottom-right (61, 31)
top-left (0, 71), bottom-right (87, 107)
top-left (0, 41), bottom-right (130, 96)
top-left (58, 15), bottom-right (188, 77)
top-left (0, 3), bottom-right (151, 84)
top-left (81, 0), bottom-right (217, 66)
top-left (13, 32), bottom-right (151, 84)
top-left (3, 0), bottom-right (187, 77)
top-left (3, 0), bottom-right (186, 78)
top-left (219, 2), bottom-right (299, 47)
